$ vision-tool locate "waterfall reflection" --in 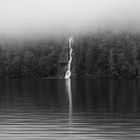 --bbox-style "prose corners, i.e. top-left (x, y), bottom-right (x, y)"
top-left (65, 79), bottom-right (73, 125)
